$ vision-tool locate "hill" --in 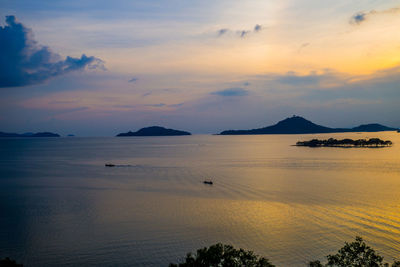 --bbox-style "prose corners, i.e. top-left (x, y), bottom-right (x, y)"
top-left (219, 116), bottom-right (398, 135)
top-left (351, 123), bottom-right (398, 132)
top-left (116, 126), bottom-right (191, 136)
top-left (0, 131), bottom-right (60, 137)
